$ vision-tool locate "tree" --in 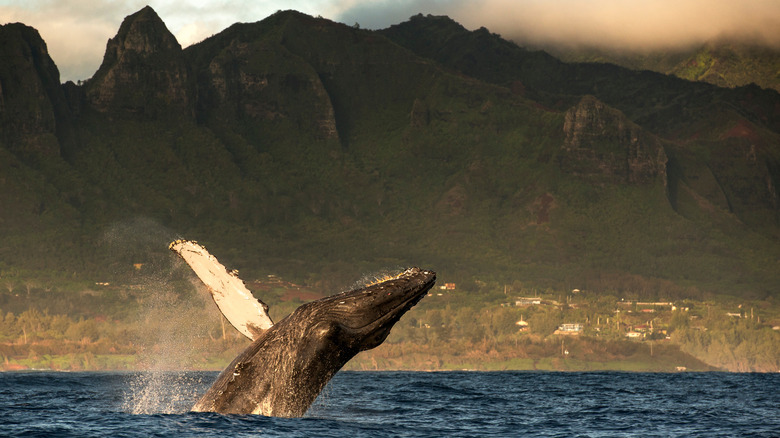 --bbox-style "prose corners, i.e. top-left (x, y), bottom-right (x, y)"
top-left (669, 310), bottom-right (689, 332)
top-left (23, 281), bottom-right (37, 301)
